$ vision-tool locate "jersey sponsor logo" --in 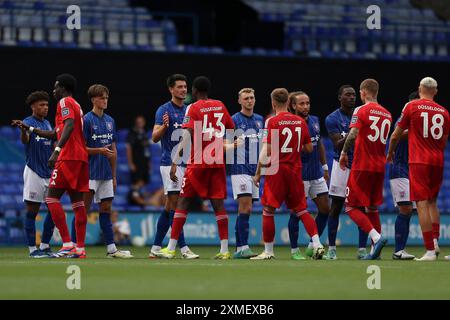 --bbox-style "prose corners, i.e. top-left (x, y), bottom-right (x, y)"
top-left (61, 107), bottom-right (70, 117)
top-left (173, 122), bottom-right (182, 128)
top-left (92, 133), bottom-right (113, 141)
